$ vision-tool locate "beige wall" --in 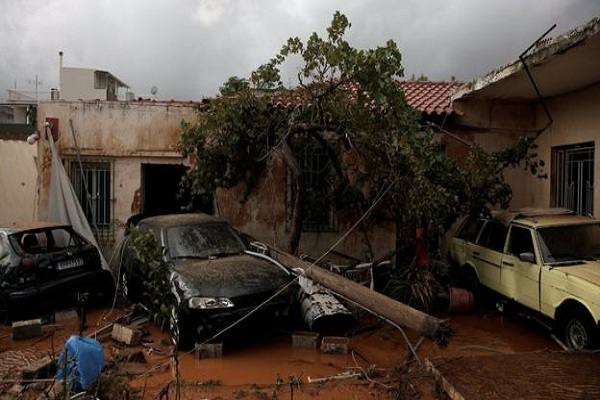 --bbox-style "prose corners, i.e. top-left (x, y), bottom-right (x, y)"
top-left (521, 83), bottom-right (600, 216)
top-left (453, 82), bottom-right (600, 216)
top-left (0, 139), bottom-right (38, 225)
top-left (60, 67), bottom-right (107, 101)
top-left (35, 100), bottom-right (200, 257)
